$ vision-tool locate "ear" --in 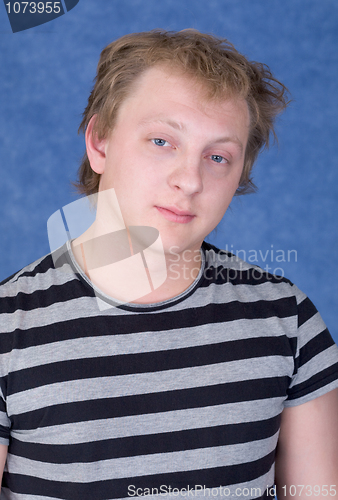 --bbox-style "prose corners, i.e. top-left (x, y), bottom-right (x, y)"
top-left (85, 115), bottom-right (107, 174)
